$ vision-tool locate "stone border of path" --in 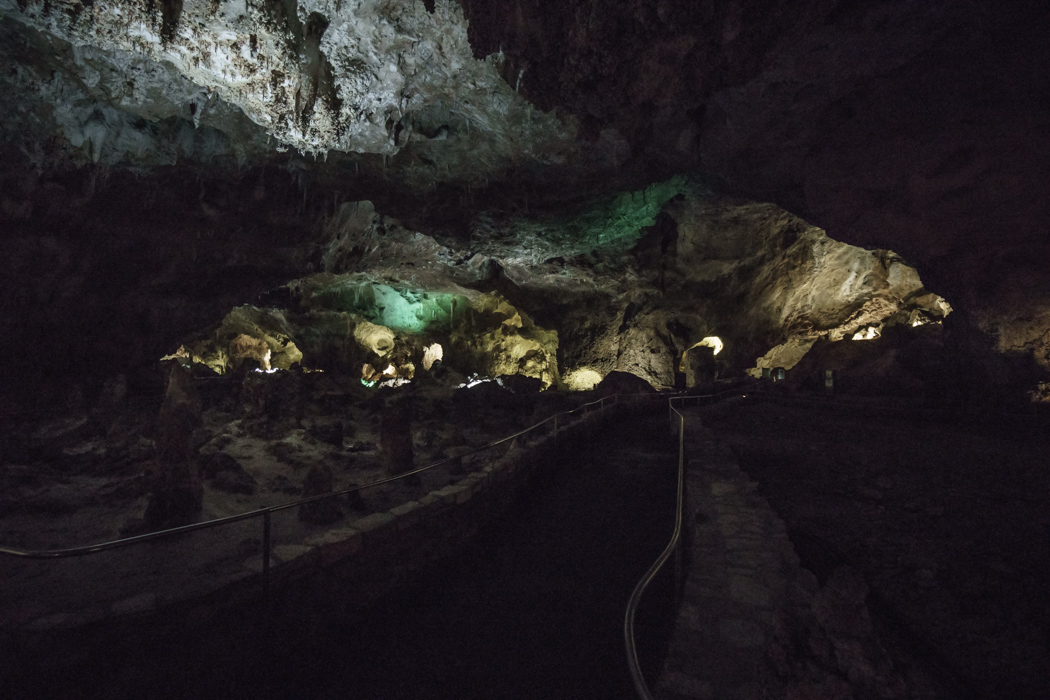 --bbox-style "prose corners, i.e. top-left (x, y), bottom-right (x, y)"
top-left (656, 401), bottom-right (918, 700)
top-left (657, 412), bottom-right (808, 700)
